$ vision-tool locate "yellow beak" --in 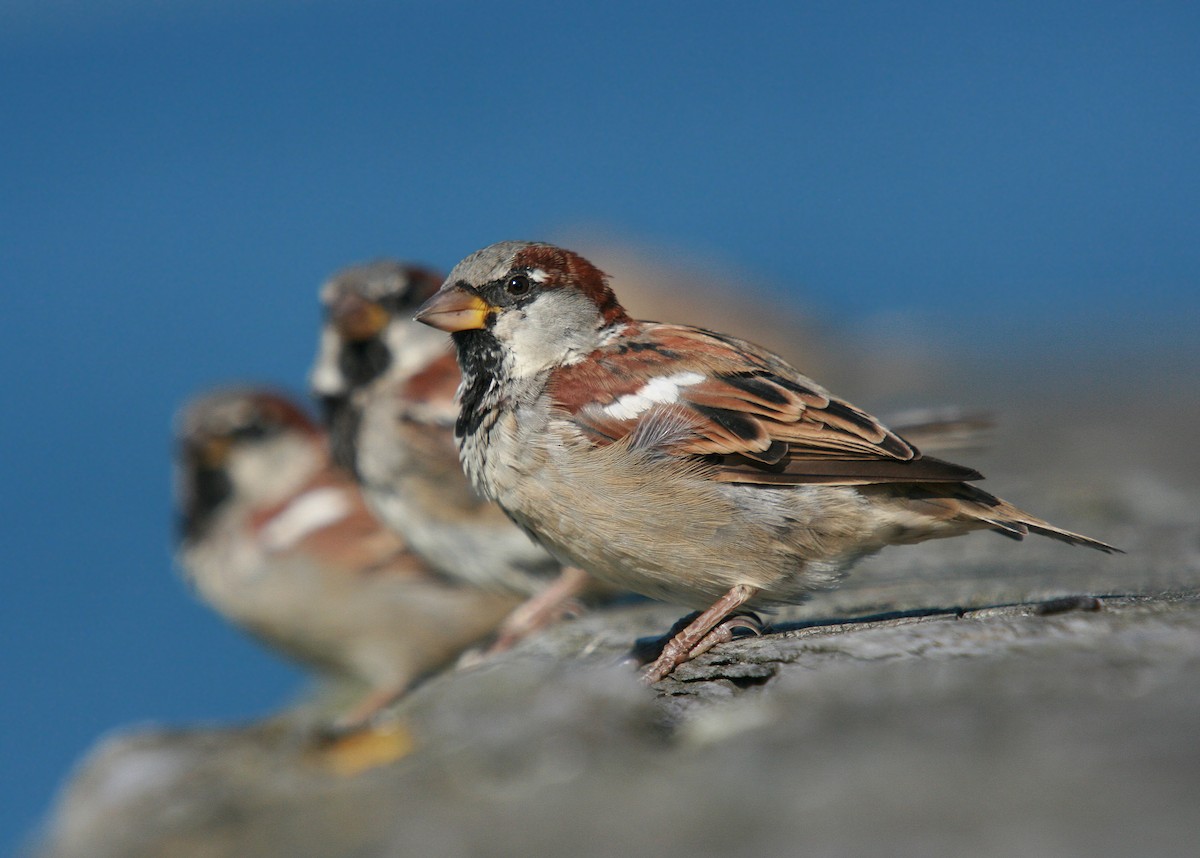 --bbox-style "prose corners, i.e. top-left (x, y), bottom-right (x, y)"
top-left (414, 285), bottom-right (490, 332)
top-left (198, 435), bottom-right (233, 467)
top-left (331, 295), bottom-right (389, 342)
